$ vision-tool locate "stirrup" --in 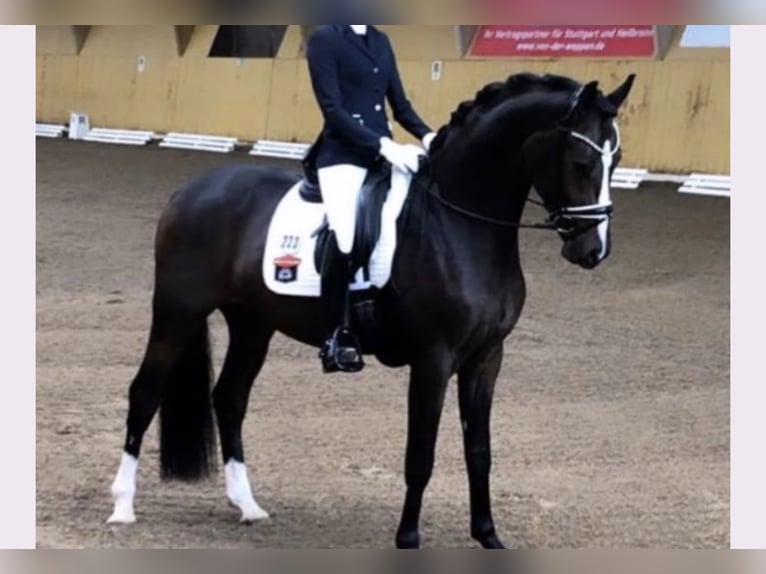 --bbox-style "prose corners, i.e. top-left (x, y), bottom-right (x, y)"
top-left (320, 327), bottom-right (364, 374)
